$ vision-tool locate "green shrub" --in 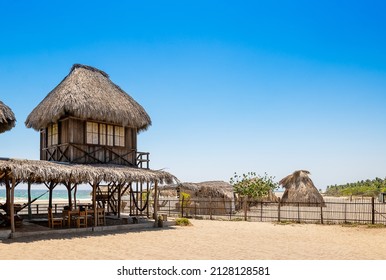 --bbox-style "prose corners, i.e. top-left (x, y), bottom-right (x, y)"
top-left (175, 218), bottom-right (192, 226)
